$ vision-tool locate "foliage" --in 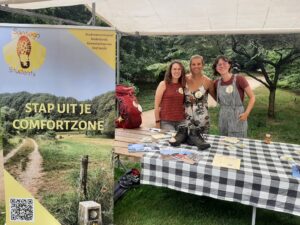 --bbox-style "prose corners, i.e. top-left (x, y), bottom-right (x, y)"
top-left (44, 130), bottom-right (57, 139)
top-left (118, 79), bottom-right (140, 95)
top-left (115, 87), bottom-right (300, 225)
top-left (120, 34), bottom-right (300, 119)
top-left (135, 83), bottom-right (157, 112)
top-left (278, 62), bottom-right (300, 90)
top-left (0, 91), bottom-right (114, 137)
top-left (145, 63), bottom-right (168, 78)
top-left (43, 168), bottom-right (113, 225)
top-left (103, 110), bottom-right (115, 138)
top-left (0, 5), bottom-right (107, 26)
top-left (0, 205), bottom-right (5, 225)
top-left (37, 135), bottom-right (113, 224)
top-left (4, 138), bottom-right (35, 177)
